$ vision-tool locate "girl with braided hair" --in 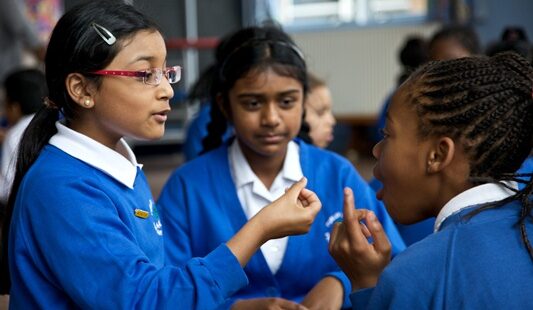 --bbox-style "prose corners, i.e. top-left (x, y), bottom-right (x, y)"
top-left (329, 52), bottom-right (533, 309)
top-left (157, 25), bottom-right (405, 309)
